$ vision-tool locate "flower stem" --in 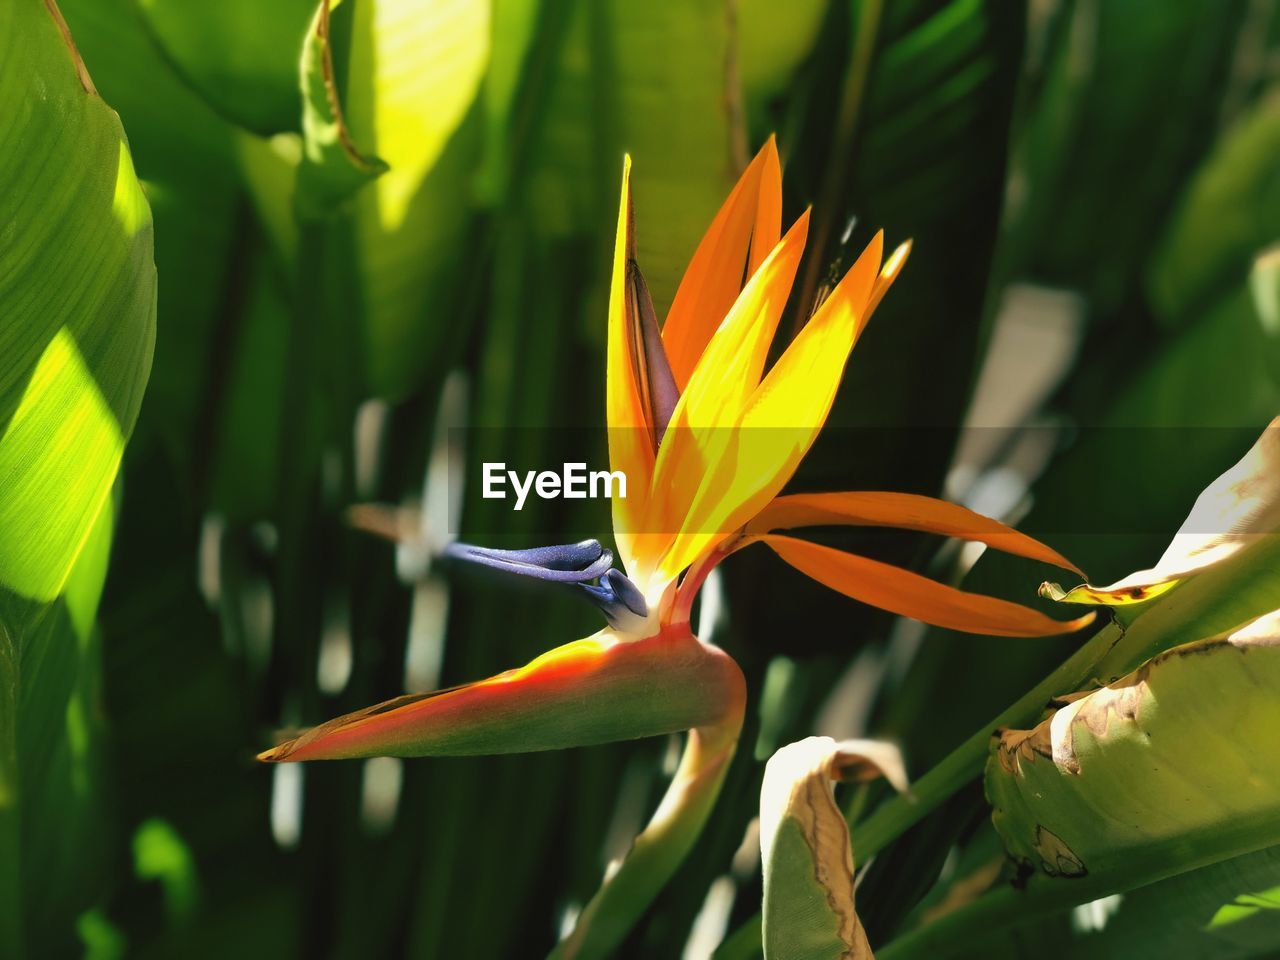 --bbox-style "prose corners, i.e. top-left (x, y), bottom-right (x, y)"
top-left (550, 665), bottom-right (746, 960)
